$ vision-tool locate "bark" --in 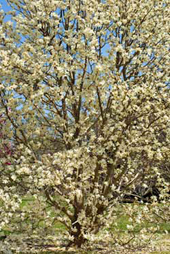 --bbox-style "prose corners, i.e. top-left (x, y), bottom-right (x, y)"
top-left (68, 221), bottom-right (87, 247)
